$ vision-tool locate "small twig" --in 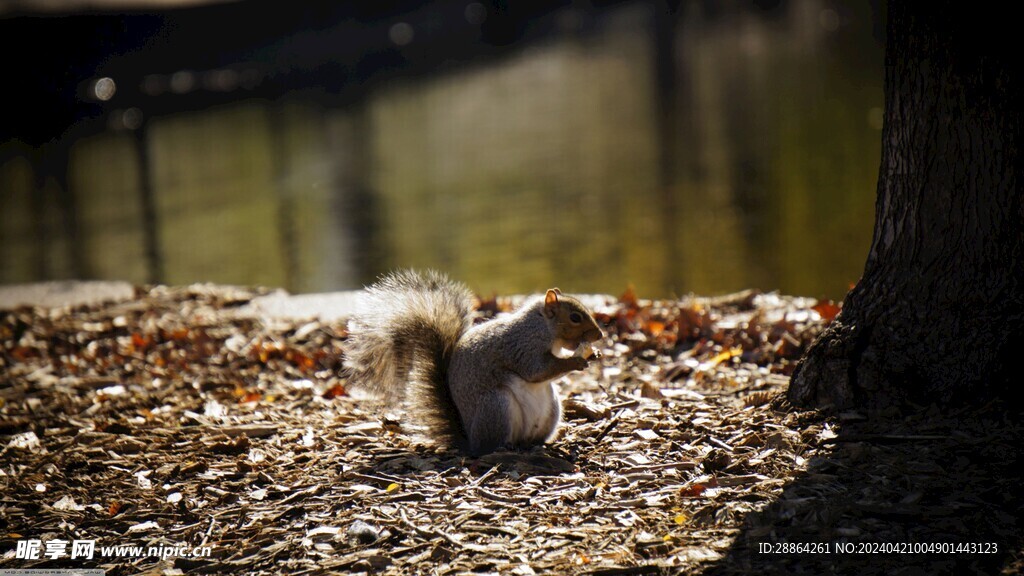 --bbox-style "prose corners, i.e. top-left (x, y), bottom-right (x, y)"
top-left (346, 471), bottom-right (404, 488)
top-left (618, 461), bottom-right (697, 475)
top-left (607, 398), bottom-right (640, 411)
top-left (586, 565), bottom-right (662, 576)
top-left (713, 473), bottom-right (768, 487)
top-left (593, 415), bottom-right (621, 444)
top-left (200, 516), bottom-right (216, 547)
top-left (705, 436), bottom-right (734, 452)
top-left (476, 488), bottom-right (531, 505)
top-left (470, 463), bottom-right (502, 487)
top-left (398, 509), bottom-right (486, 552)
